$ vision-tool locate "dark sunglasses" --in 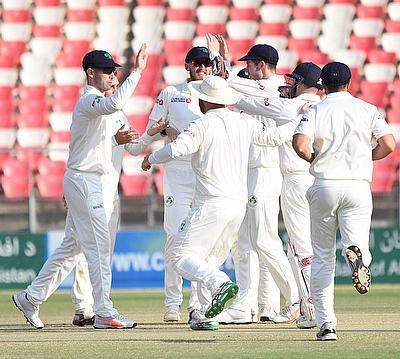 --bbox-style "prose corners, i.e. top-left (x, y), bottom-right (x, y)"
top-left (191, 59), bottom-right (212, 67)
top-left (95, 68), bottom-right (117, 75)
